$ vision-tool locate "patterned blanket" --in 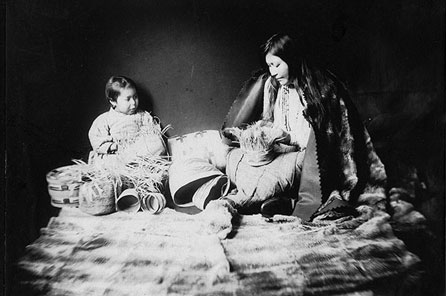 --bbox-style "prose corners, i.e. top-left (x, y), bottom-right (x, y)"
top-left (14, 207), bottom-right (422, 296)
